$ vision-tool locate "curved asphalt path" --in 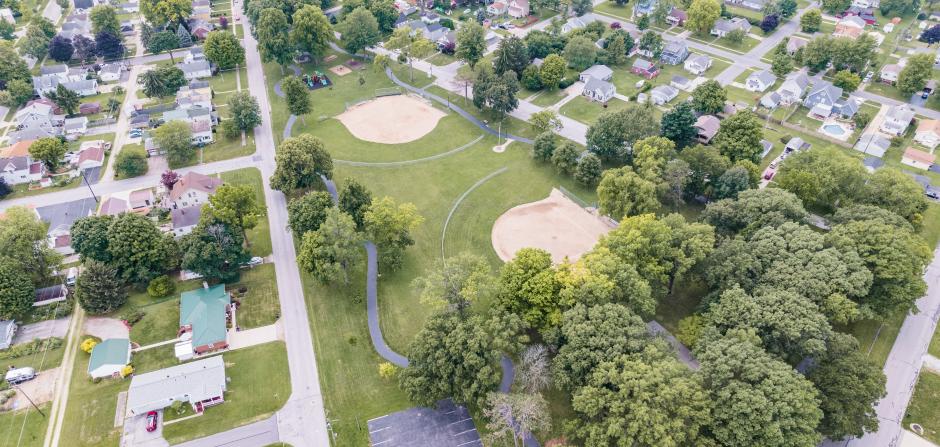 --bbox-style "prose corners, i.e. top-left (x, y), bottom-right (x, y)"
top-left (274, 65), bottom-right (304, 141)
top-left (336, 135), bottom-right (485, 167)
